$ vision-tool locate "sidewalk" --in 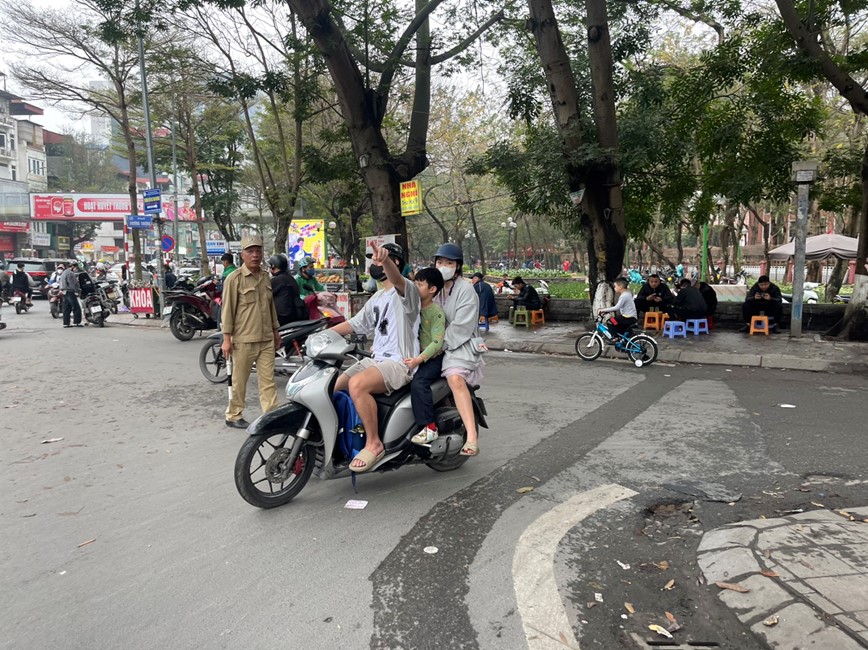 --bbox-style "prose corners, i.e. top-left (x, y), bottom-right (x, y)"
top-left (112, 310), bottom-right (868, 373)
top-left (698, 507), bottom-right (868, 648)
top-left (481, 321), bottom-right (868, 374)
